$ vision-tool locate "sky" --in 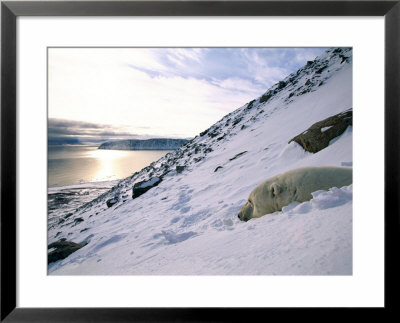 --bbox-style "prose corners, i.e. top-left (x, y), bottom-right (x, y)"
top-left (48, 47), bottom-right (328, 144)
